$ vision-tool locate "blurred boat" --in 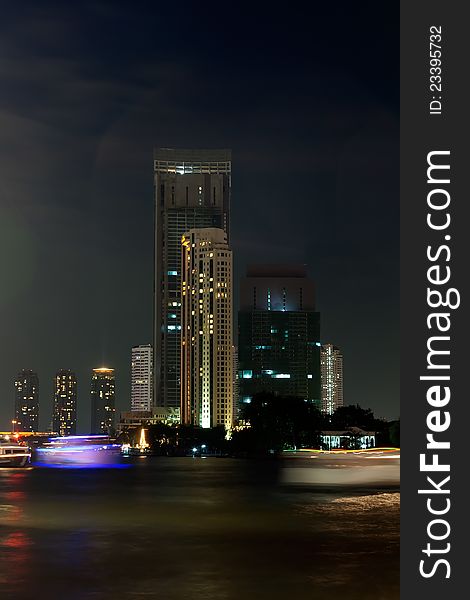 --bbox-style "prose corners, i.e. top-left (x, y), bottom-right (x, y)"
top-left (0, 435), bottom-right (31, 467)
top-left (34, 435), bottom-right (122, 468)
top-left (280, 448), bottom-right (400, 487)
